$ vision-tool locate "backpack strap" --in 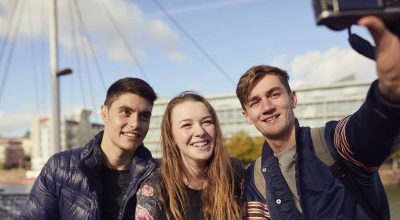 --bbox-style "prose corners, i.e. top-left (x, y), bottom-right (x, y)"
top-left (253, 156), bottom-right (266, 199)
top-left (311, 127), bottom-right (335, 166)
top-left (311, 127), bottom-right (380, 220)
